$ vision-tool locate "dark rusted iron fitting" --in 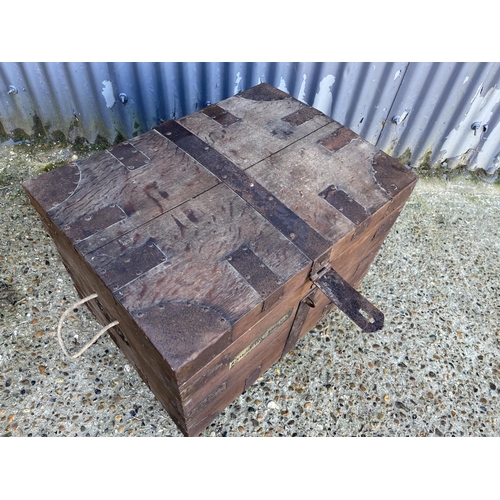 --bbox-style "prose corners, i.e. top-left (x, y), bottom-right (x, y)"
top-left (314, 268), bottom-right (384, 333)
